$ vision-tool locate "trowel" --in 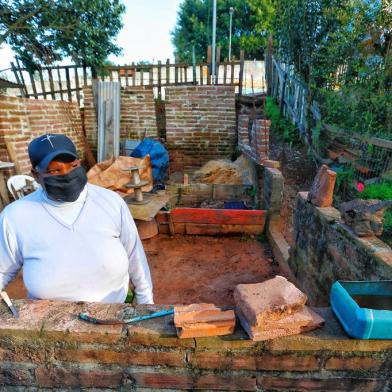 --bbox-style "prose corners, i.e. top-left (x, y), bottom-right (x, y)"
top-left (0, 291), bottom-right (19, 318)
top-left (78, 308), bottom-right (174, 325)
